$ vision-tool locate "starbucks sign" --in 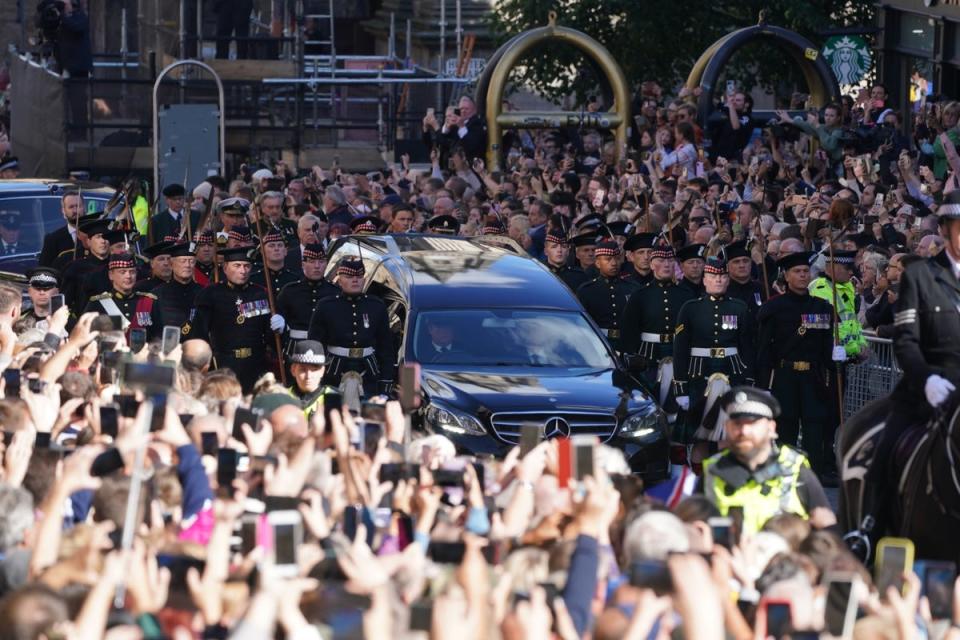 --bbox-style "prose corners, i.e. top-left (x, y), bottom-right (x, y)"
top-left (822, 35), bottom-right (872, 85)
